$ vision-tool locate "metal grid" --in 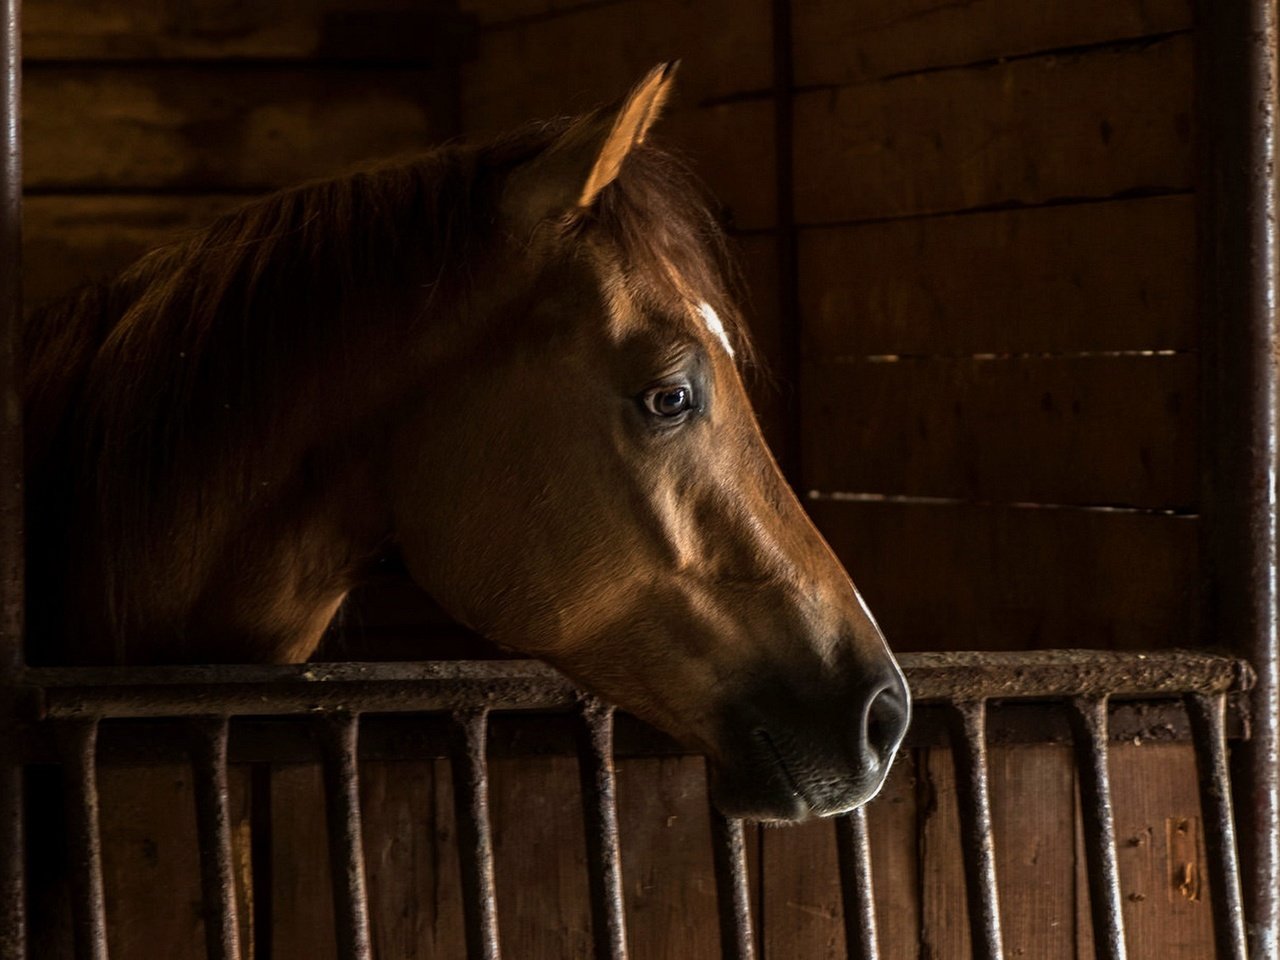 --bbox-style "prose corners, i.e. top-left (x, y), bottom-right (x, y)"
top-left (0, 651), bottom-right (1260, 960)
top-left (2, 1), bottom-right (1278, 959)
